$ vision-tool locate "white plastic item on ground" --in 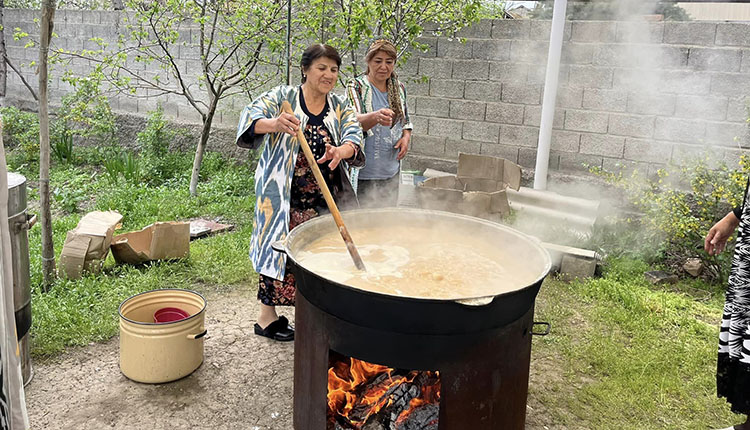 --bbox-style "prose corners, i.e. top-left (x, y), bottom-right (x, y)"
top-left (422, 168), bottom-right (454, 178)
